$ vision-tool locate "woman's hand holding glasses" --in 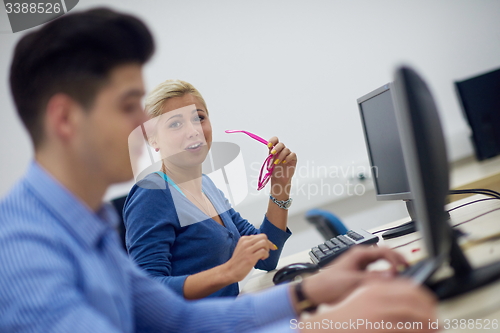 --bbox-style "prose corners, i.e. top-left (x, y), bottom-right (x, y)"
top-left (266, 136), bottom-right (297, 194)
top-left (225, 130), bottom-right (297, 192)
